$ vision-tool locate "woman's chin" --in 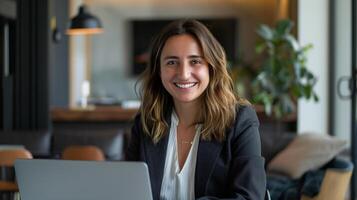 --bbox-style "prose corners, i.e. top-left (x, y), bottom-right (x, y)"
top-left (173, 96), bottom-right (201, 105)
